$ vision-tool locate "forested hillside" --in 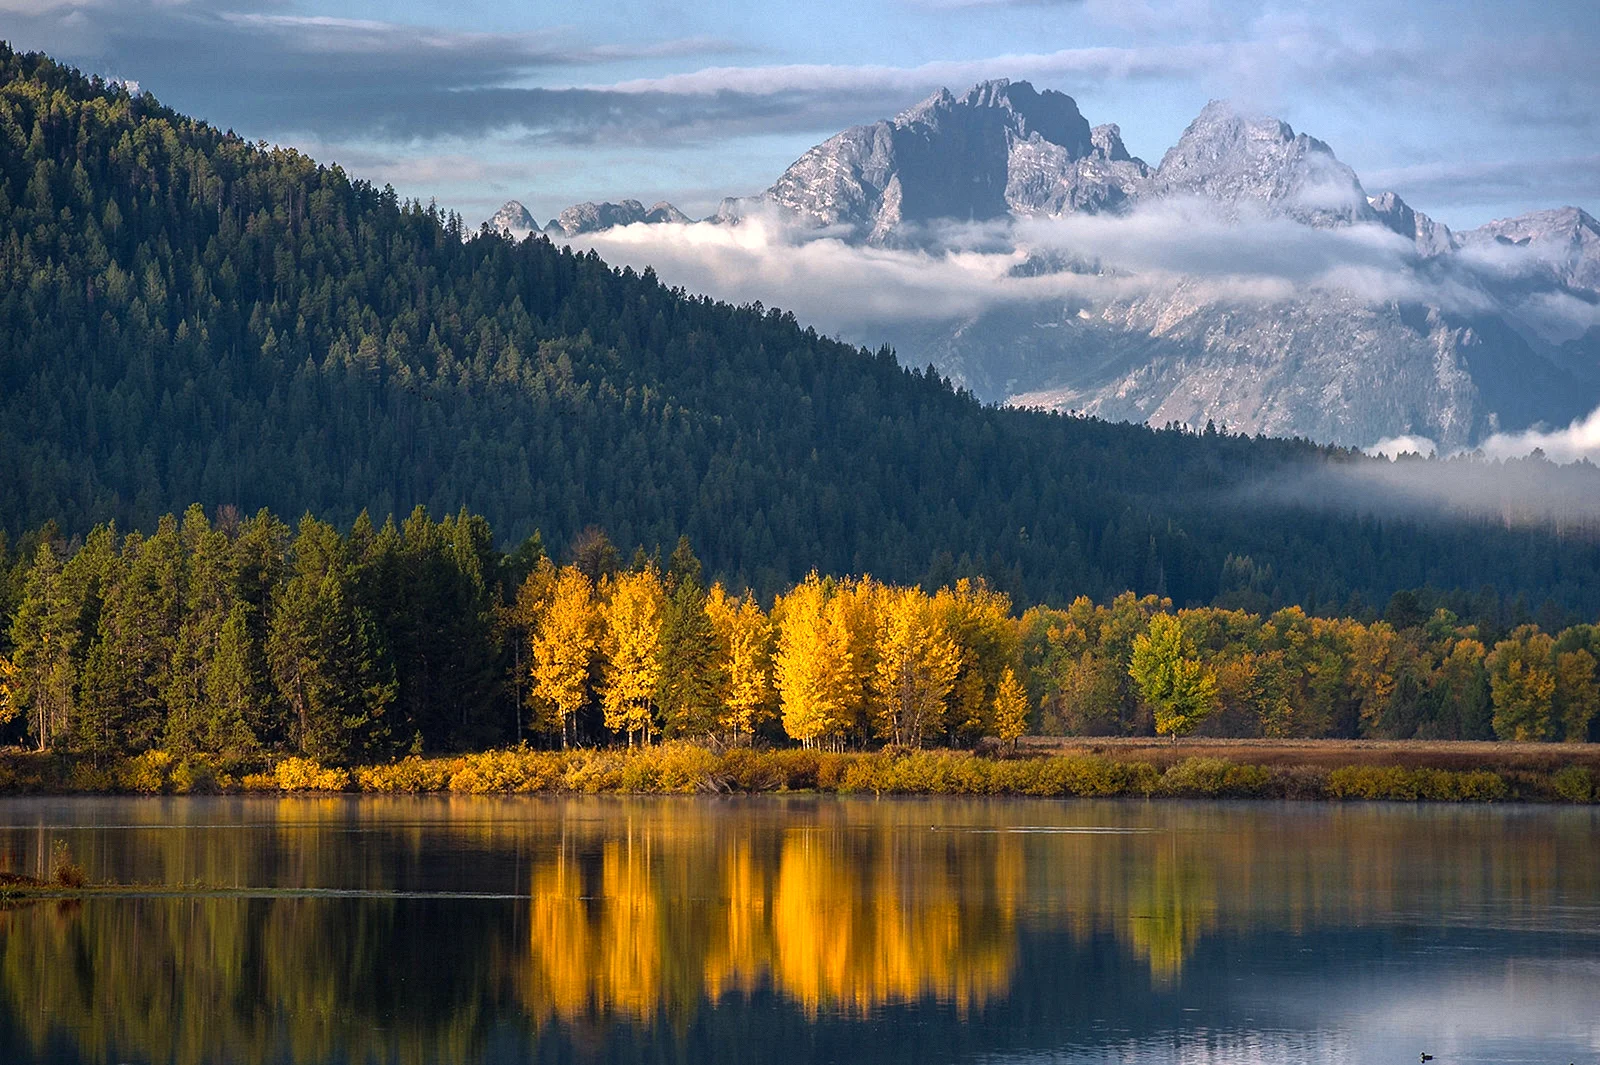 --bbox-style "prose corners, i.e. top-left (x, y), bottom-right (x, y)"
top-left (2, 44), bottom-right (1599, 614)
